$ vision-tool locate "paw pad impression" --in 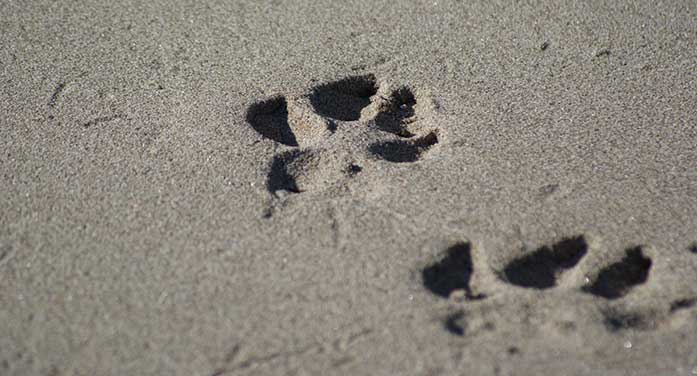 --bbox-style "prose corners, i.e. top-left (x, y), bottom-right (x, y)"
top-left (502, 236), bottom-right (588, 289)
top-left (246, 74), bottom-right (441, 195)
top-left (581, 246), bottom-right (652, 300)
top-left (419, 236), bottom-right (697, 337)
